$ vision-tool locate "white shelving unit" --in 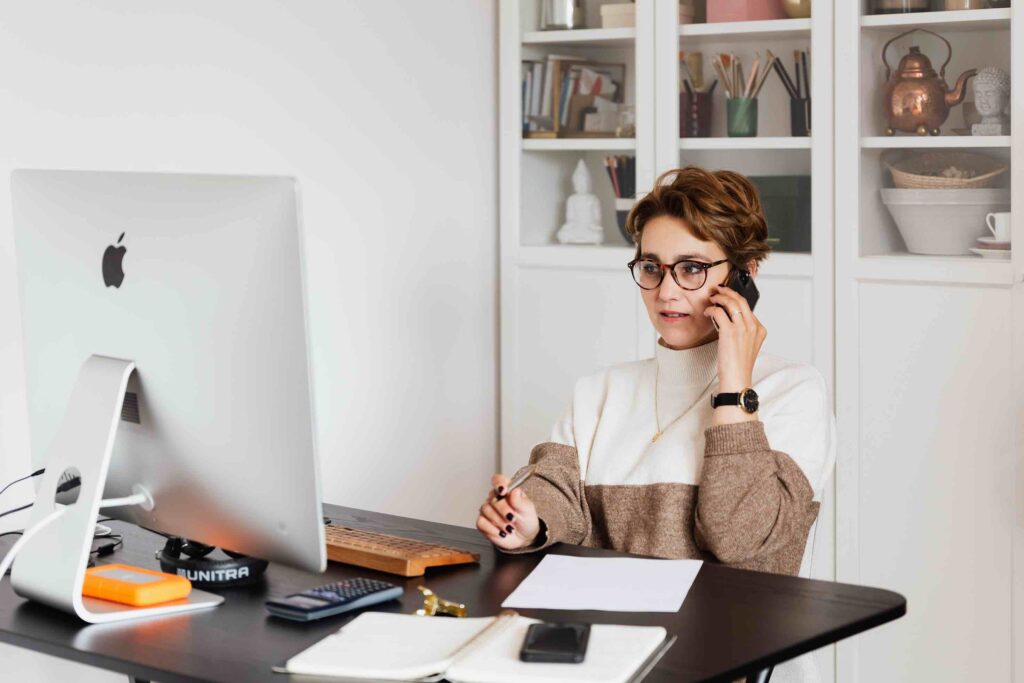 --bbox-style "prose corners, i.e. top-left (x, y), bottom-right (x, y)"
top-left (503, 2), bottom-right (1024, 681)
top-left (836, 4), bottom-right (1023, 683)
